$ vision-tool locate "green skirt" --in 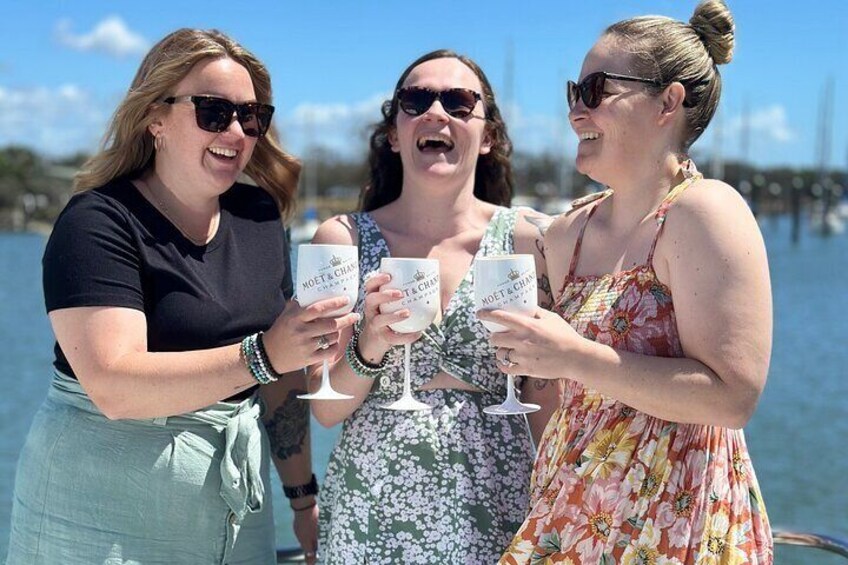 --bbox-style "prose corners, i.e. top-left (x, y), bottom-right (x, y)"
top-left (6, 371), bottom-right (275, 565)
